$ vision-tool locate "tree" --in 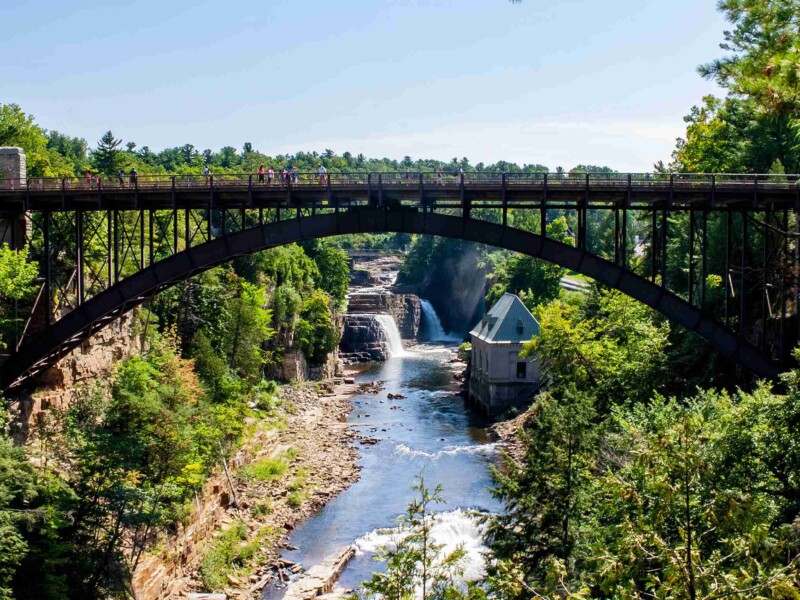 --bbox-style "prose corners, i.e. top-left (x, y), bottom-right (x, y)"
top-left (485, 217), bottom-right (573, 311)
top-left (487, 388), bottom-right (598, 598)
top-left (0, 246), bottom-right (39, 349)
top-left (361, 476), bottom-right (477, 600)
top-left (221, 279), bottom-right (274, 381)
top-left (294, 291), bottom-right (339, 365)
top-left (92, 131), bottom-right (124, 176)
top-left (0, 103), bottom-right (75, 177)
